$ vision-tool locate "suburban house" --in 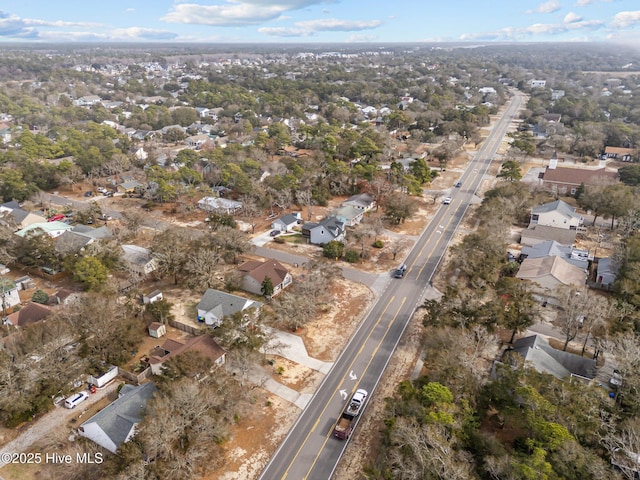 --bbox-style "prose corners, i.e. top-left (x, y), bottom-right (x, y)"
top-left (197, 197), bottom-right (243, 215)
top-left (596, 257), bottom-right (618, 289)
top-left (604, 146), bottom-right (637, 162)
top-left (52, 288), bottom-right (81, 306)
top-left (147, 335), bottom-right (226, 375)
top-left (55, 225), bottom-right (112, 255)
top-left (121, 245), bottom-right (157, 276)
top-left (5, 302), bottom-right (51, 327)
top-left (15, 221), bottom-right (73, 239)
top-left (342, 192), bottom-right (375, 212)
top-left (238, 259), bottom-right (292, 297)
top-left (196, 289), bottom-right (263, 327)
top-left (271, 212), bottom-right (301, 232)
top-left (508, 334), bottom-right (596, 381)
top-left (519, 240), bottom-right (589, 270)
top-left (529, 200), bottom-right (583, 230)
top-left (301, 217), bottom-right (346, 245)
top-left (515, 255), bottom-right (587, 290)
top-left (78, 382), bottom-right (157, 453)
top-left (539, 166), bottom-right (618, 195)
top-left (116, 180), bottom-right (144, 194)
top-left (520, 224), bottom-right (577, 247)
top-left (0, 201), bottom-right (46, 230)
top-left (0, 277), bottom-right (21, 310)
top-left (332, 205), bottom-right (365, 227)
